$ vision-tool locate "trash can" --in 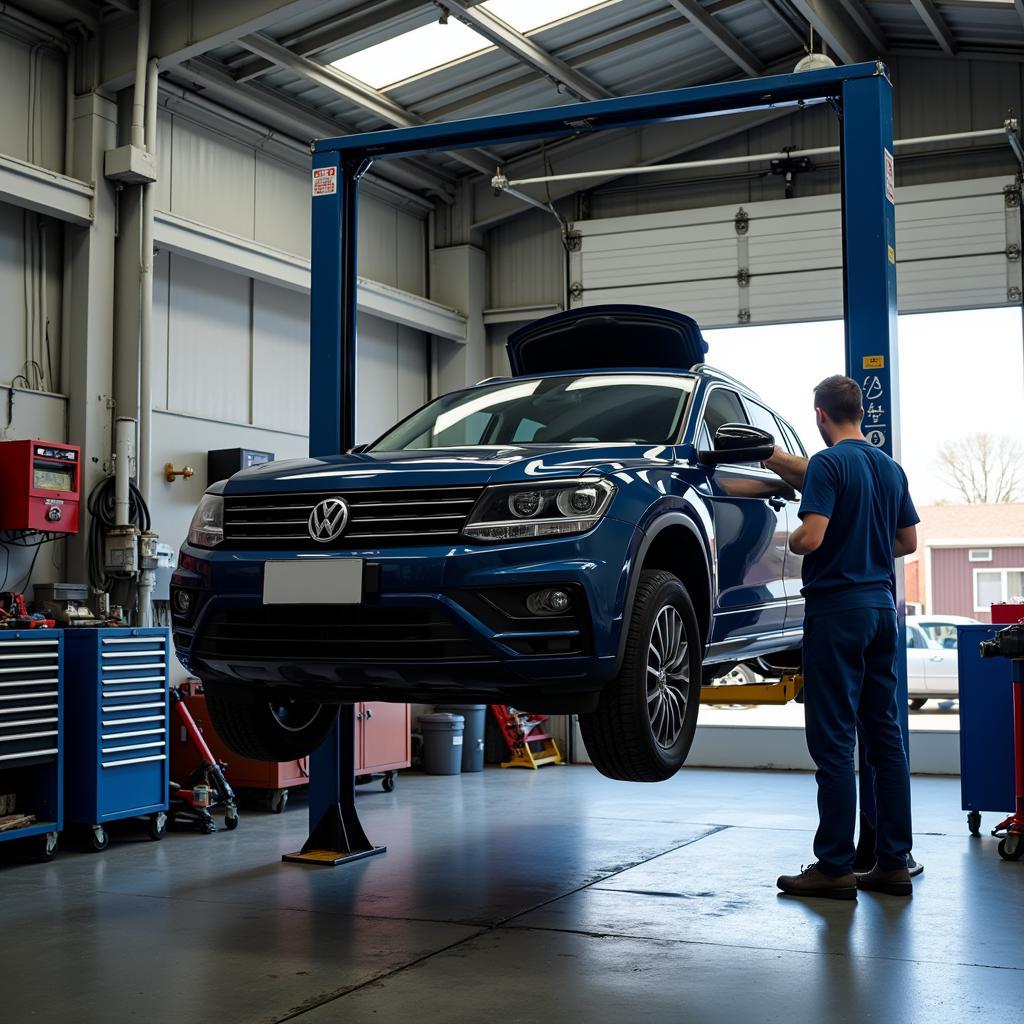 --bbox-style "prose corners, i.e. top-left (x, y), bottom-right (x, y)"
top-left (419, 713), bottom-right (464, 775)
top-left (436, 704), bottom-right (487, 772)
